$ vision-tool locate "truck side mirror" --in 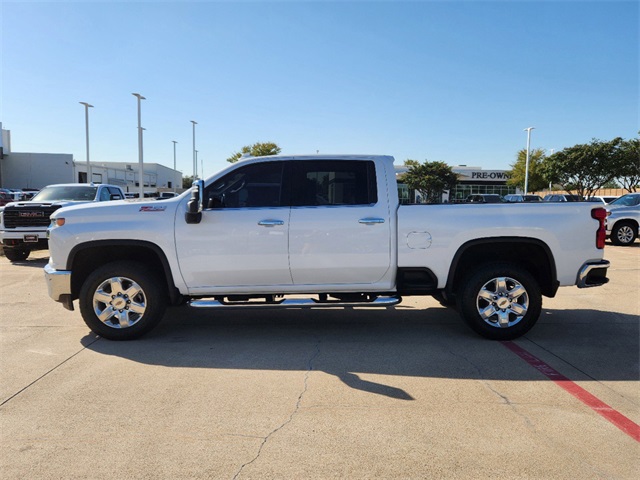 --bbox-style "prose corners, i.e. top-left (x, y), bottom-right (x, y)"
top-left (185, 179), bottom-right (204, 224)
